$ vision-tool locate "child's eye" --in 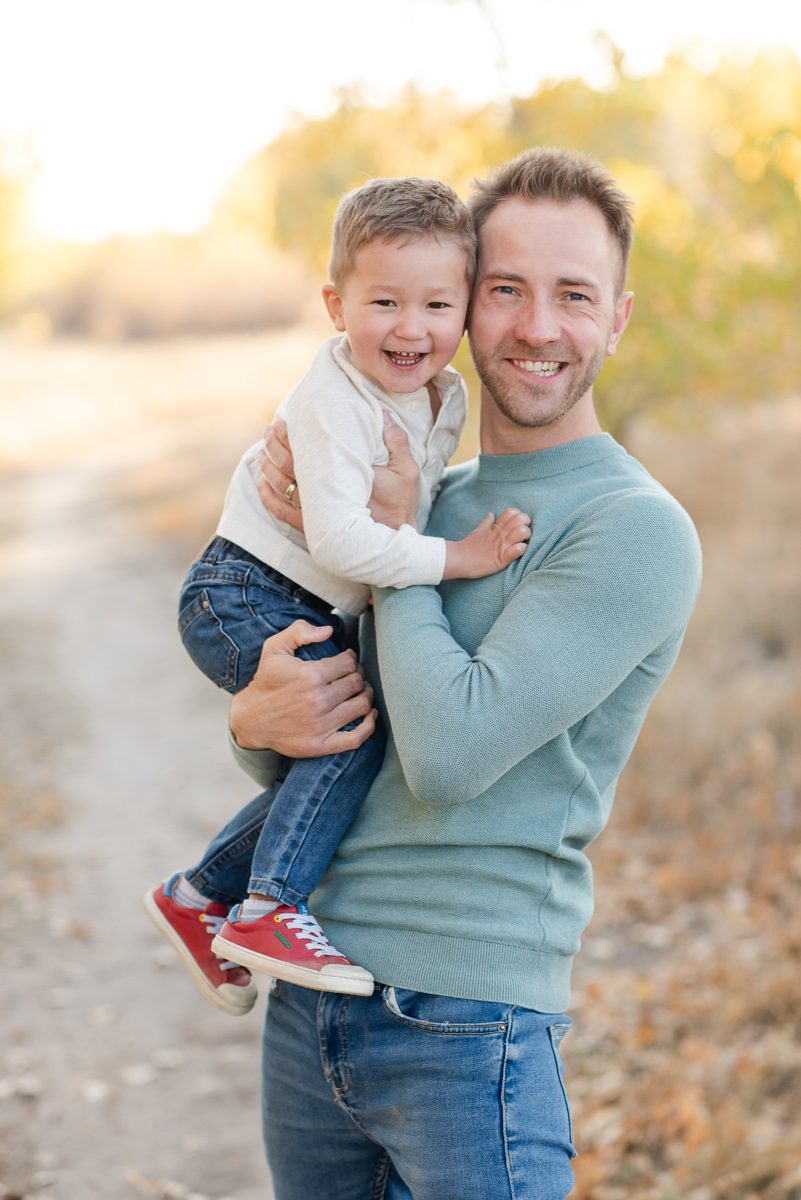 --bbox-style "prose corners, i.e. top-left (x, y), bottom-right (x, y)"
top-left (427, 301), bottom-right (451, 310)
top-left (373, 299), bottom-right (397, 307)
